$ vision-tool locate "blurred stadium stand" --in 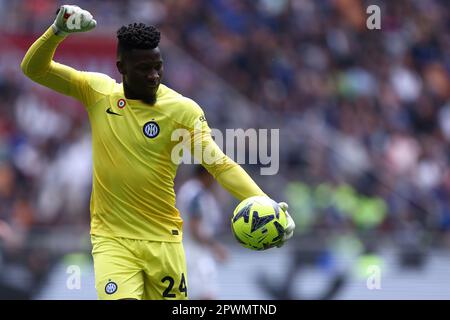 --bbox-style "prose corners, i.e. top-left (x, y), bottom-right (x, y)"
top-left (0, 0), bottom-right (449, 299)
